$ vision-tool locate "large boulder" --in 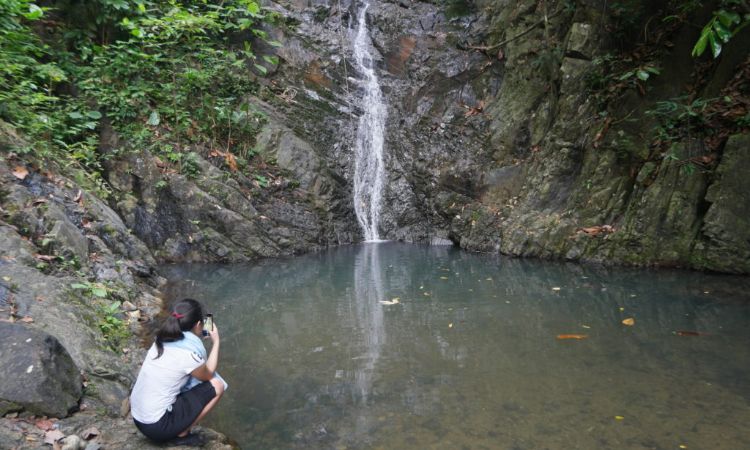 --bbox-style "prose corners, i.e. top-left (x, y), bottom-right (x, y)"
top-left (0, 322), bottom-right (82, 418)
